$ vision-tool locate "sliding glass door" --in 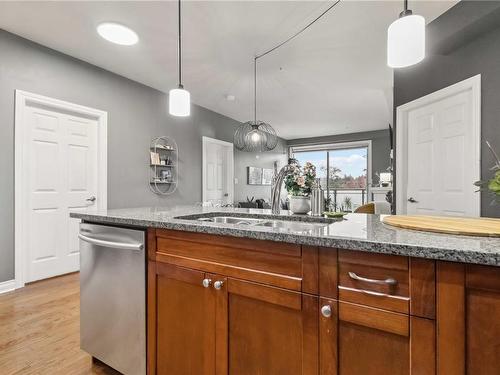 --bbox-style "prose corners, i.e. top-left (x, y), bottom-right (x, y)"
top-left (292, 142), bottom-right (370, 212)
